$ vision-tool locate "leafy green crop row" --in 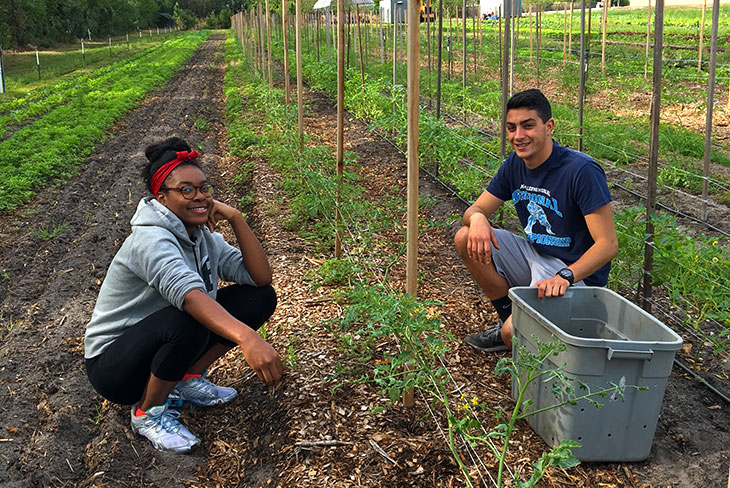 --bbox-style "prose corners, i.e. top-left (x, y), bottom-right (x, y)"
top-left (0, 35), bottom-right (193, 139)
top-left (0, 31), bottom-right (211, 212)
